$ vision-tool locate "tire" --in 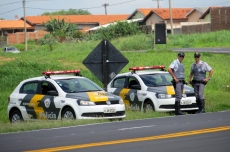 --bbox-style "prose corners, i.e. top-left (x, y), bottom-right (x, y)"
top-left (143, 100), bottom-right (155, 112)
top-left (10, 110), bottom-right (23, 123)
top-left (61, 108), bottom-right (76, 120)
top-left (187, 110), bottom-right (198, 114)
